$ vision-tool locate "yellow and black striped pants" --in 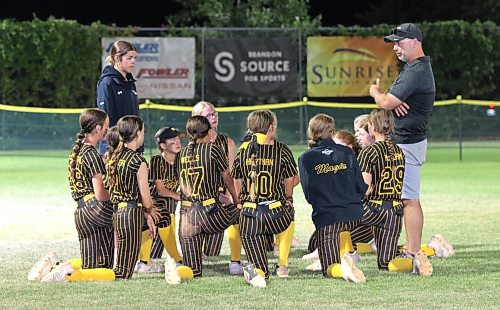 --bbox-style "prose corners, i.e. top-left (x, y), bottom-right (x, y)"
top-left (351, 200), bottom-right (403, 269)
top-left (149, 198), bottom-right (174, 258)
top-left (179, 199), bottom-right (239, 277)
top-left (239, 201), bottom-right (294, 278)
top-left (113, 201), bottom-right (144, 279)
top-left (317, 220), bottom-right (360, 276)
top-left (74, 195), bottom-right (114, 269)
